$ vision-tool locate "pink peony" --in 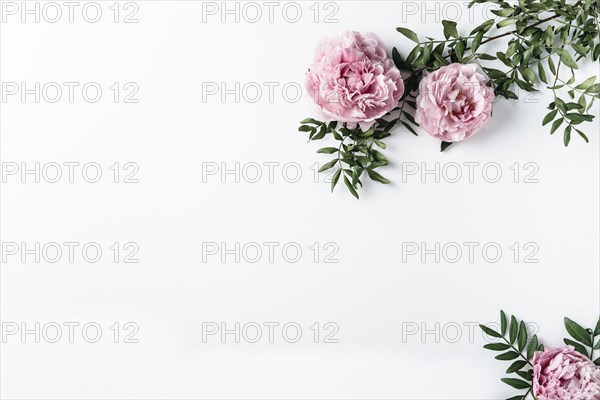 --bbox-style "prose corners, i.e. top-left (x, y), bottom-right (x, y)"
top-left (305, 31), bottom-right (404, 124)
top-left (415, 63), bottom-right (495, 142)
top-left (533, 346), bottom-right (600, 400)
